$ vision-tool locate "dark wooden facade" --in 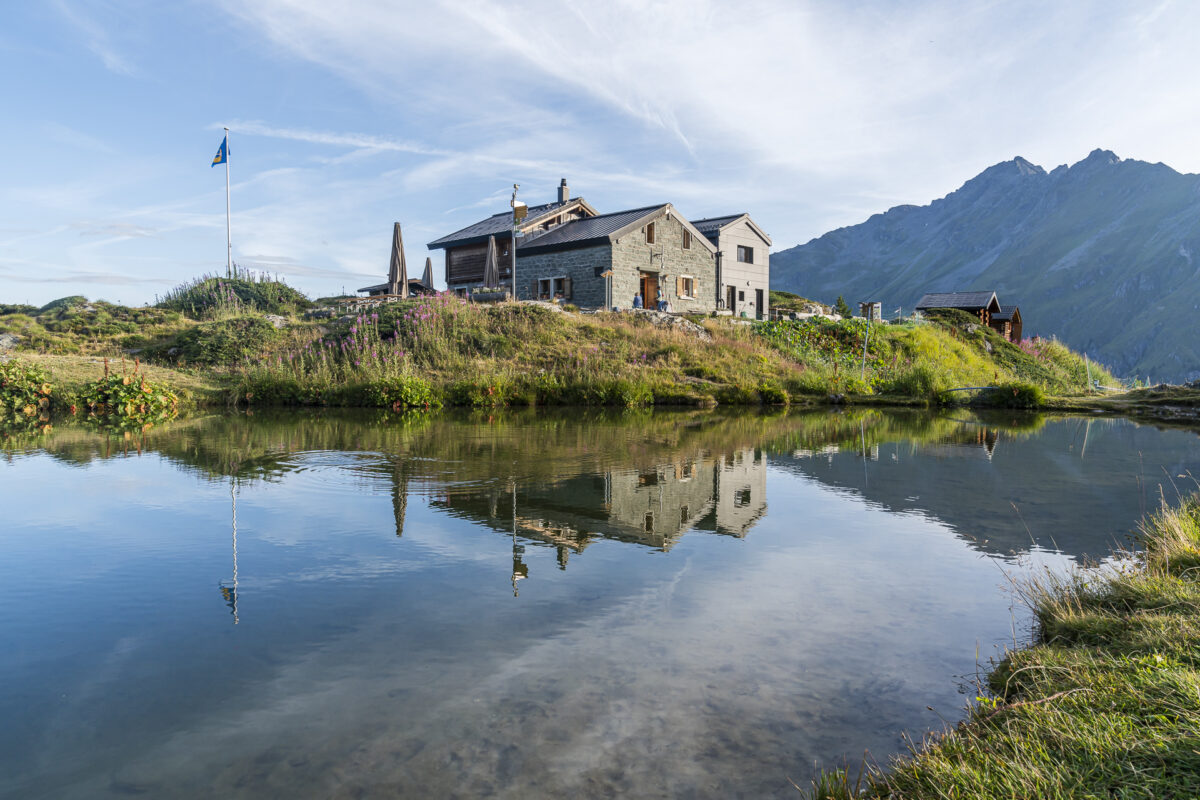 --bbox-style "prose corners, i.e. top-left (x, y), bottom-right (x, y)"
top-left (446, 238), bottom-right (513, 286)
top-left (989, 306), bottom-right (1023, 342)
